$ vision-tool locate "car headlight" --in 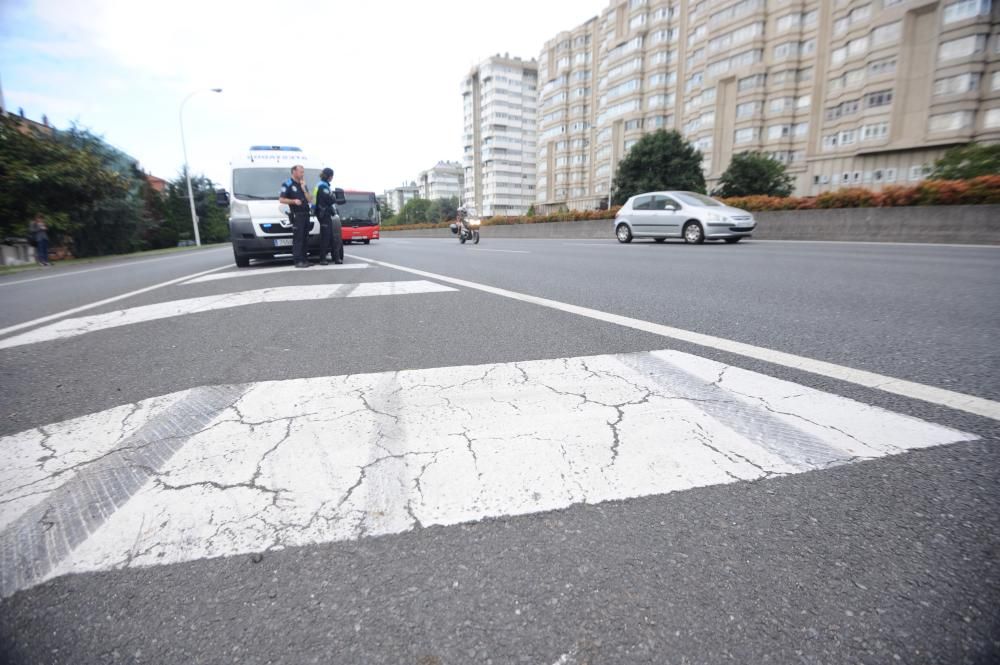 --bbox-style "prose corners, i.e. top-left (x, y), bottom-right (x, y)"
top-left (706, 213), bottom-right (728, 223)
top-left (231, 199), bottom-right (251, 218)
